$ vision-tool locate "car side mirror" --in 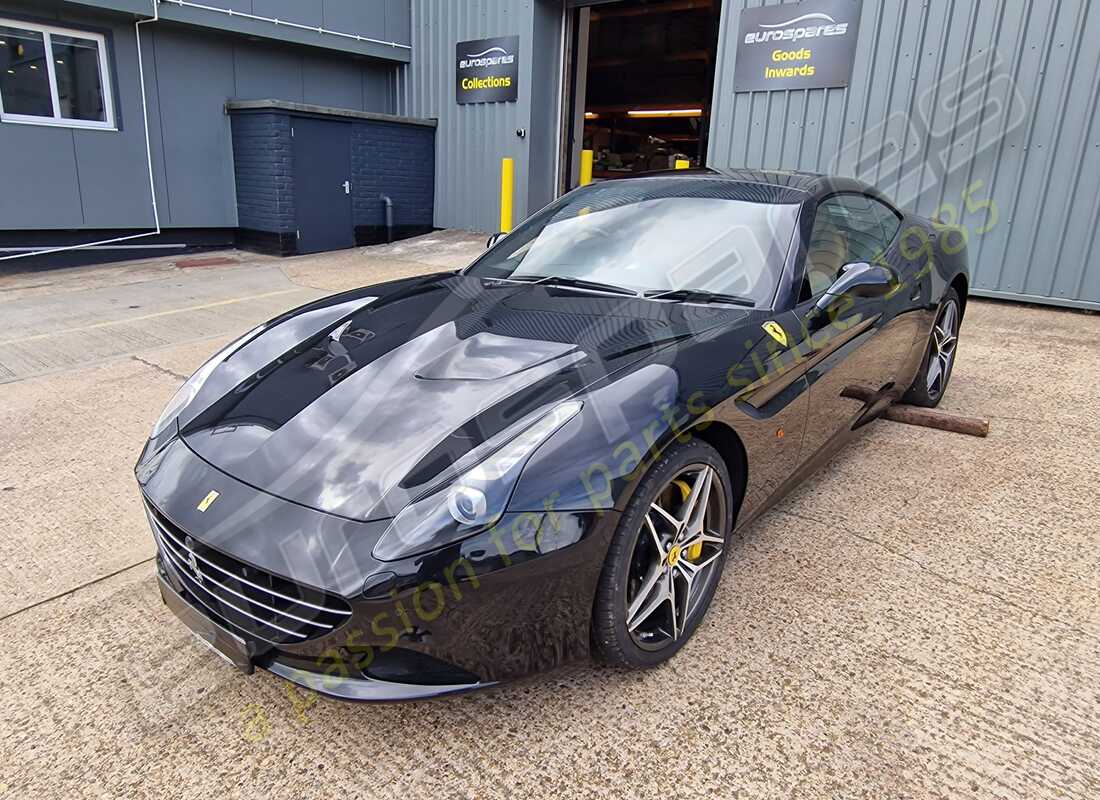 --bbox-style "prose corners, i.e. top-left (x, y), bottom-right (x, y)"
top-left (486, 232), bottom-right (505, 249)
top-left (808, 262), bottom-right (895, 329)
top-left (830, 262), bottom-right (894, 298)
